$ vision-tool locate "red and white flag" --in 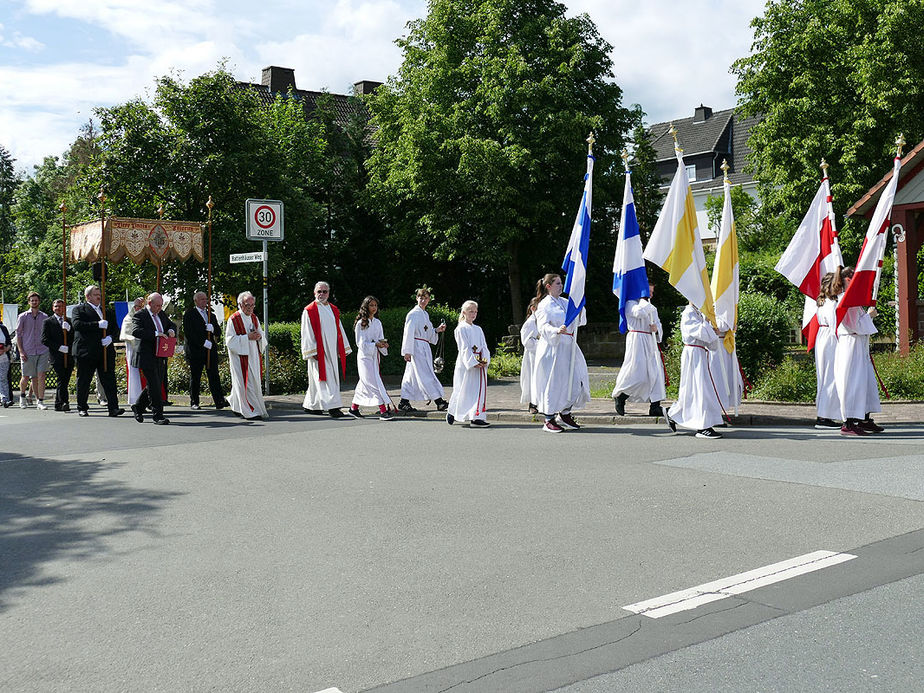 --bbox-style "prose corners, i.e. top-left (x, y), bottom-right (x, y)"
top-left (835, 155), bottom-right (902, 330)
top-left (775, 173), bottom-right (843, 348)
